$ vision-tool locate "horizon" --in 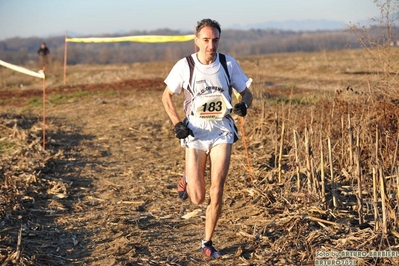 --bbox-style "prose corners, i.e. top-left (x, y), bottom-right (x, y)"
top-left (0, 0), bottom-right (380, 41)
